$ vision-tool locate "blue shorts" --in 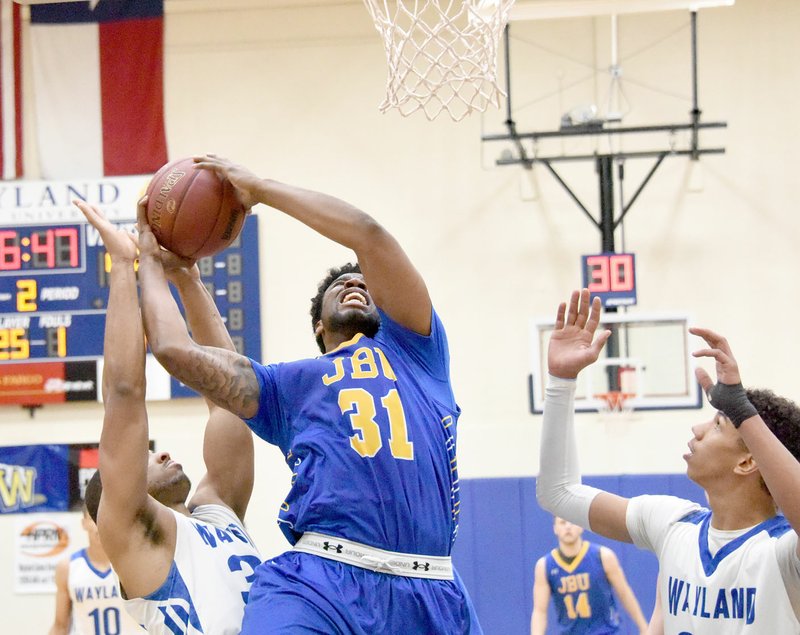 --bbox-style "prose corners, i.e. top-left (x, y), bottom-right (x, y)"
top-left (240, 551), bottom-right (482, 634)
